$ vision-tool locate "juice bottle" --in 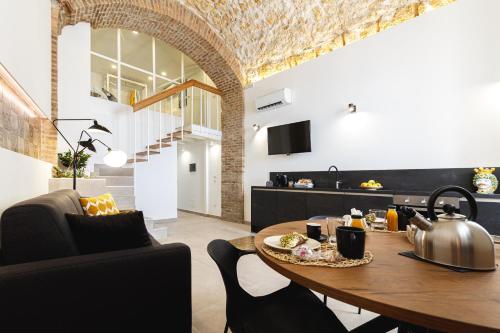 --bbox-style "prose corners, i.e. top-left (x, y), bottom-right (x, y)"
top-left (386, 205), bottom-right (398, 232)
